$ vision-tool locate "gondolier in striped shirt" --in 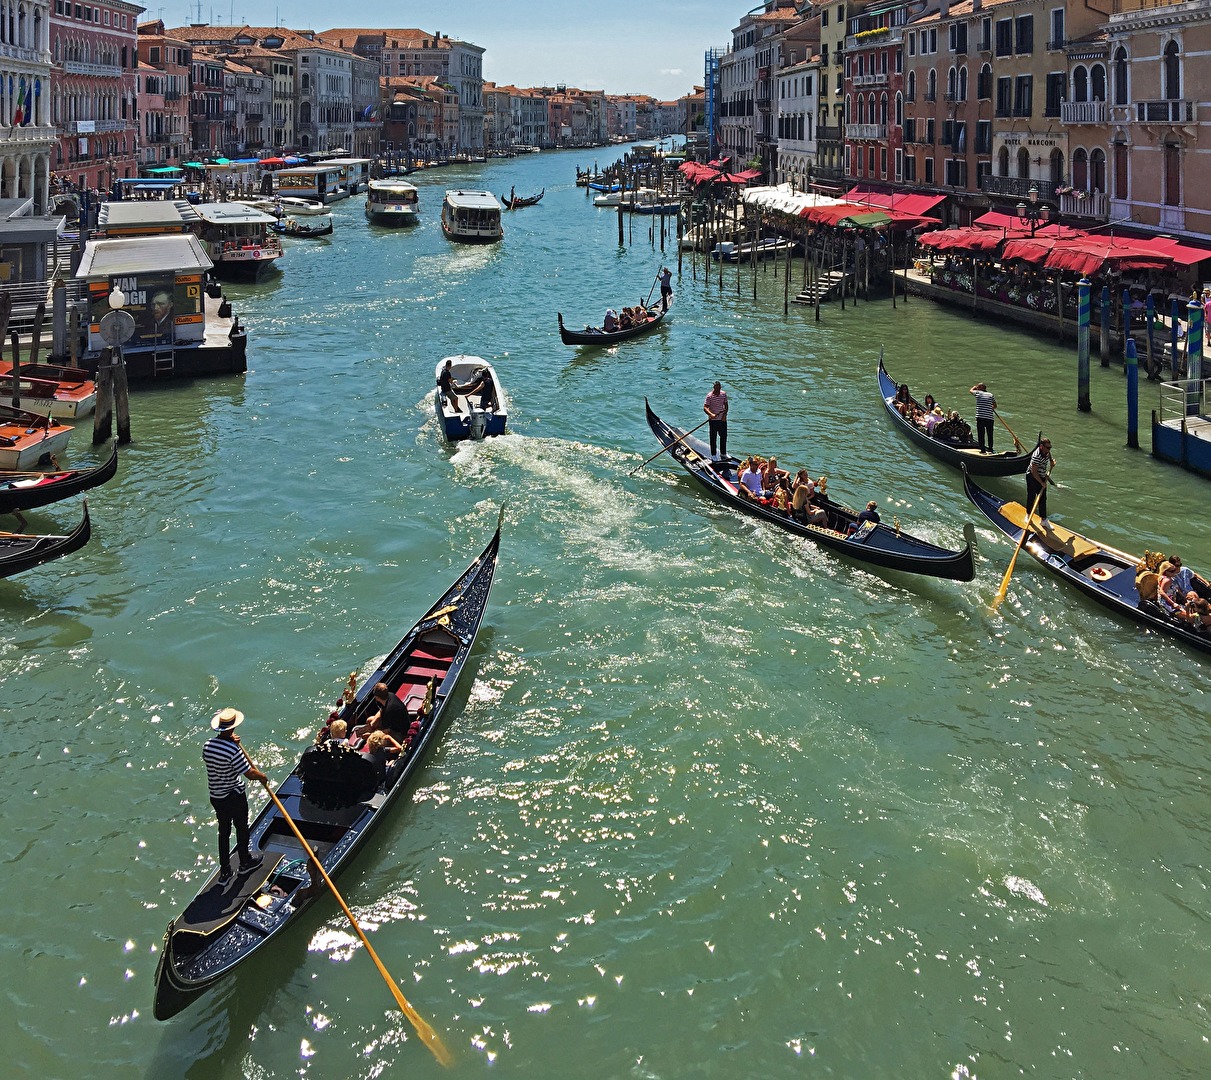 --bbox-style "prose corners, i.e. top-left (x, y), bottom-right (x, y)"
top-left (703, 381), bottom-right (729, 461)
top-left (202, 707), bottom-right (267, 884)
top-left (1026, 437), bottom-right (1055, 527)
top-left (969, 382), bottom-right (997, 453)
